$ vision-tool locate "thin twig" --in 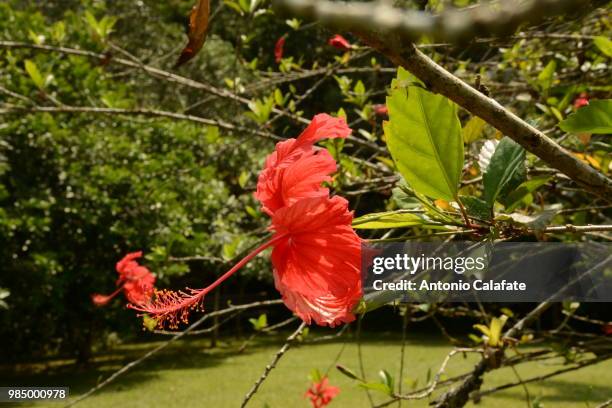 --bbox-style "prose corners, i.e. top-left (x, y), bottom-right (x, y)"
top-left (241, 321), bottom-right (307, 408)
top-left (0, 106), bottom-right (282, 141)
